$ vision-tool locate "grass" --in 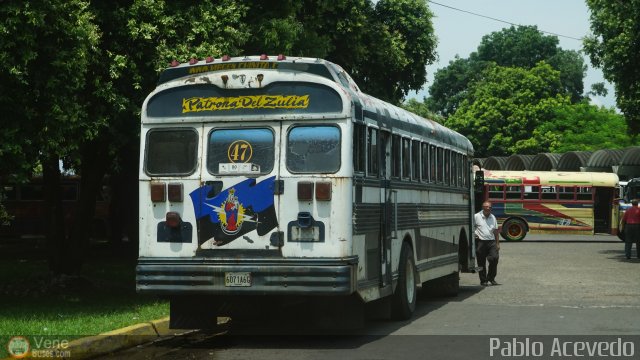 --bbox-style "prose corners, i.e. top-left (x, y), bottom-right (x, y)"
top-left (0, 238), bottom-right (169, 339)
